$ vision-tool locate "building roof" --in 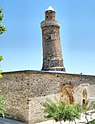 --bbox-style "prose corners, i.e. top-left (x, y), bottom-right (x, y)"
top-left (2, 70), bottom-right (95, 77)
top-left (46, 6), bottom-right (55, 12)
